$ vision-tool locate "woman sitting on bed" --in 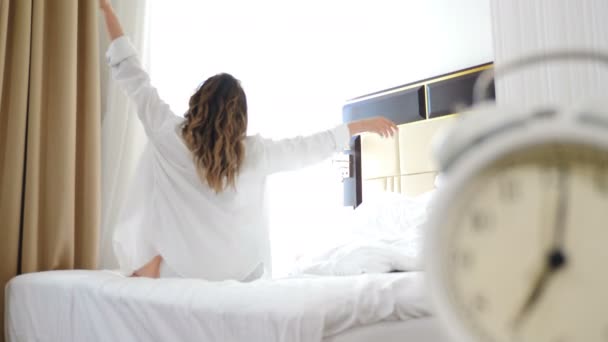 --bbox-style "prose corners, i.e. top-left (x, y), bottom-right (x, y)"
top-left (99, 0), bottom-right (397, 280)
